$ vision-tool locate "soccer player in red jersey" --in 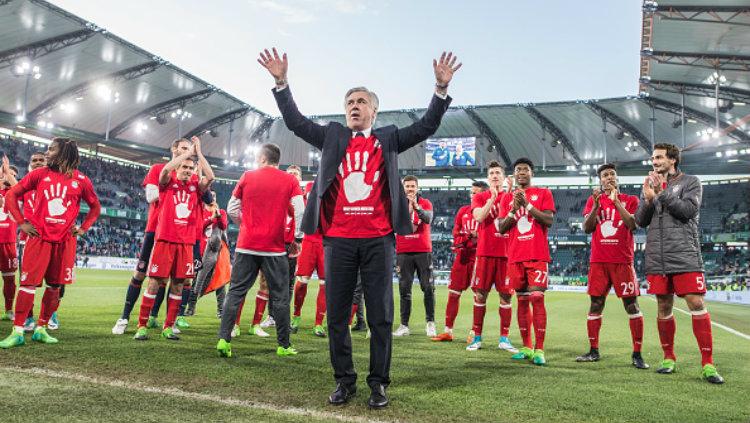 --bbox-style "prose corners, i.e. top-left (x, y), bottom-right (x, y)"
top-left (0, 159), bottom-right (19, 321)
top-left (394, 175), bottom-right (435, 338)
top-left (112, 138), bottom-right (193, 335)
top-left (635, 144), bottom-right (723, 384)
top-left (497, 158), bottom-right (555, 365)
top-left (16, 152), bottom-right (46, 332)
top-left (291, 180), bottom-right (328, 337)
top-left (132, 138), bottom-right (213, 341)
top-left (432, 181), bottom-right (487, 342)
top-left (0, 138), bottom-right (101, 348)
top-left (466, 161), bottom-right (517, 352)
top-left (575, 163), bottom-right (648, 369)
top-left (217, 143), bottom-right (304, 358)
